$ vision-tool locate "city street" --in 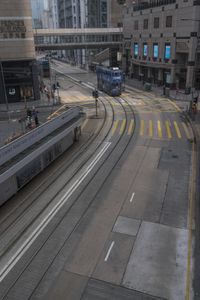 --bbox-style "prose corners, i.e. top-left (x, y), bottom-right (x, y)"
top-left (0, 61), bottom-right (196, 300)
